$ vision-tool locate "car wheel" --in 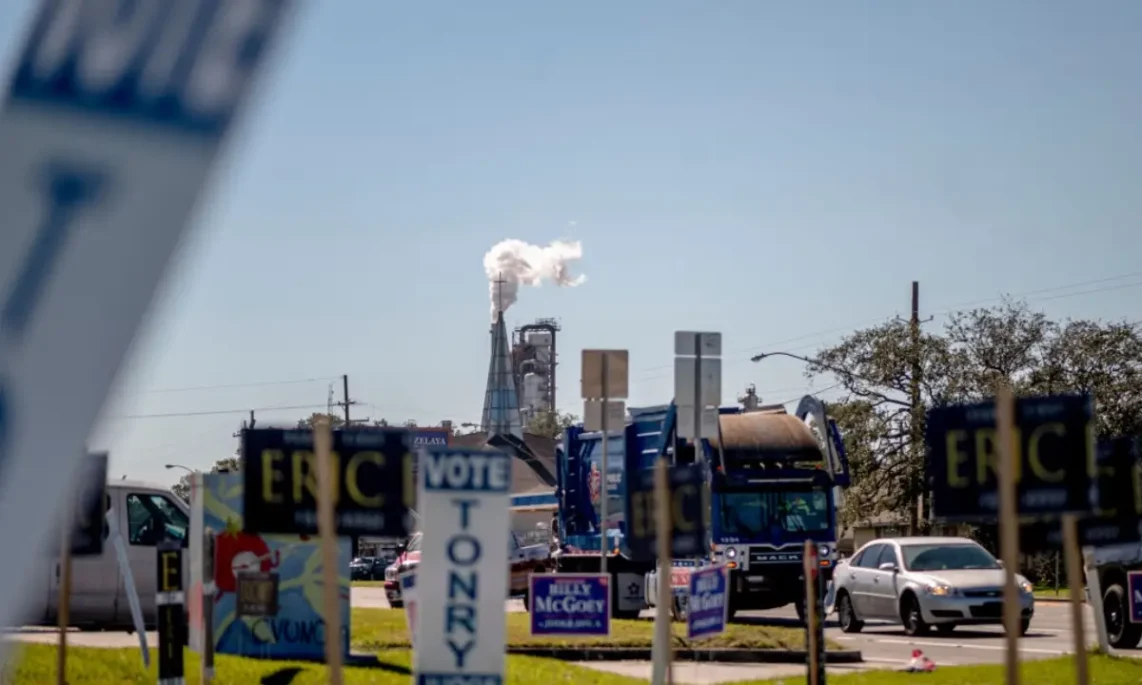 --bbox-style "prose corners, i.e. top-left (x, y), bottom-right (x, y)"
top-left (837, 593), bottom-right (863, 634)
top-left (1104, 582), bottom-right (1142, 649)
top-left (901, 593), bottom-right (929, 636)
top-left (935, 623), bottom-right (956, 636)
